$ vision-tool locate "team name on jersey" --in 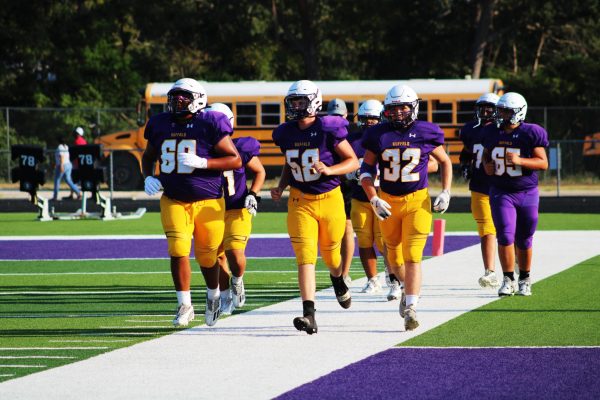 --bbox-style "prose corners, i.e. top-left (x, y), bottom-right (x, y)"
top-left (294, 141), bottom-right (312, 147)
top-left (392, 141), bottom-right (411, 147)
top-left (498, 140), bottom-right (513, 145)
top-left (171, 132), bottom-right (187, 137)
